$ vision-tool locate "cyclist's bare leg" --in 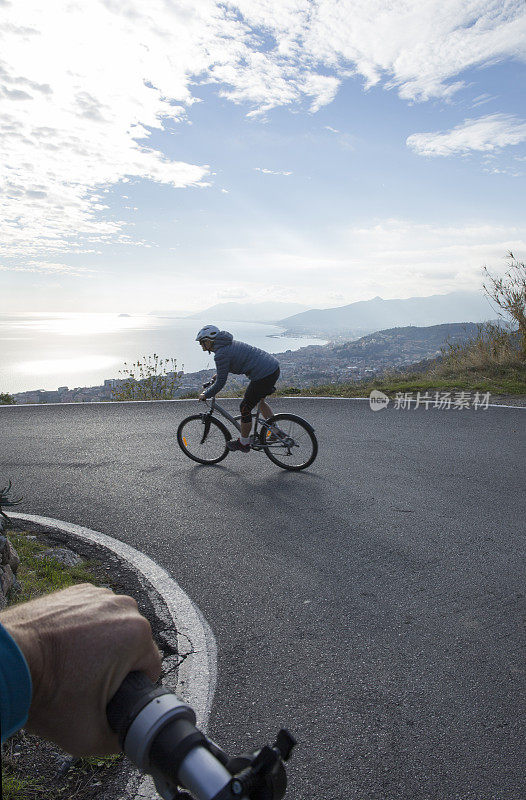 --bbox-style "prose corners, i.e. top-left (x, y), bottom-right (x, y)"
top-left (234, 398), bottom-right (274, 443)
top-left (239, 399), bottom-right (272, 439)
top-left (259, 398), bottom-right (273, 419)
